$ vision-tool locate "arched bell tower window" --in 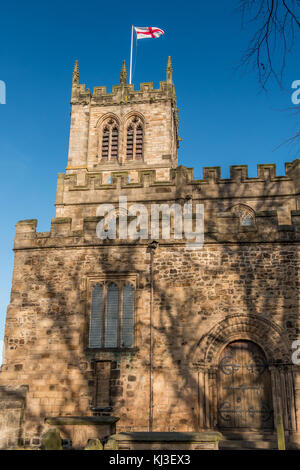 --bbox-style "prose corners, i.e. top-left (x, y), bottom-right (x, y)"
top-left (126, 116), bottom-right (144, 161)
top-left (100, 118), bottom-right (119, 161)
